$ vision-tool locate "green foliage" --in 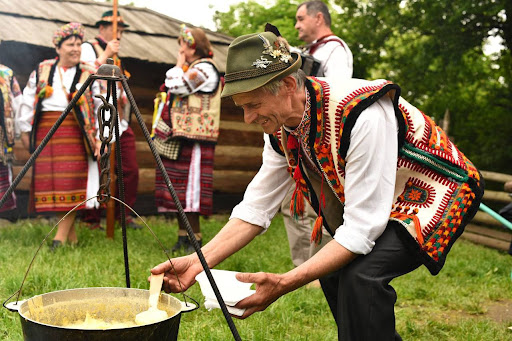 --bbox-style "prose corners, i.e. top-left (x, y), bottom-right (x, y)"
top-left (214, 0), bottom-right (512, 172)
top-left (214, 0), bottom-right (302, 46)
top-left (1, 216), bottom-right (512, 340)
